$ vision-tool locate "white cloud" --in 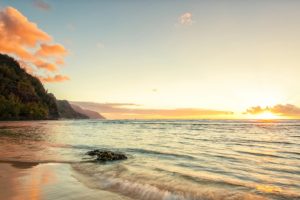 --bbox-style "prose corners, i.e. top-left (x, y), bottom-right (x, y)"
top-left (178, 12), bottom-right (194, 25)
